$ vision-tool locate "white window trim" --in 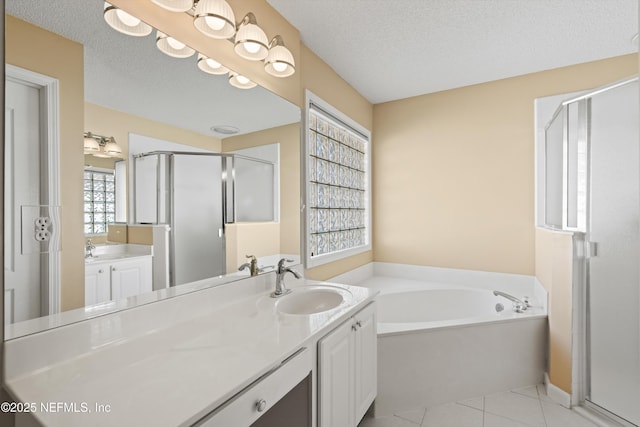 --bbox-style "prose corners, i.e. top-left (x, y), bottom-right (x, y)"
top-left (303, 90), bottom-right (372, 269)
